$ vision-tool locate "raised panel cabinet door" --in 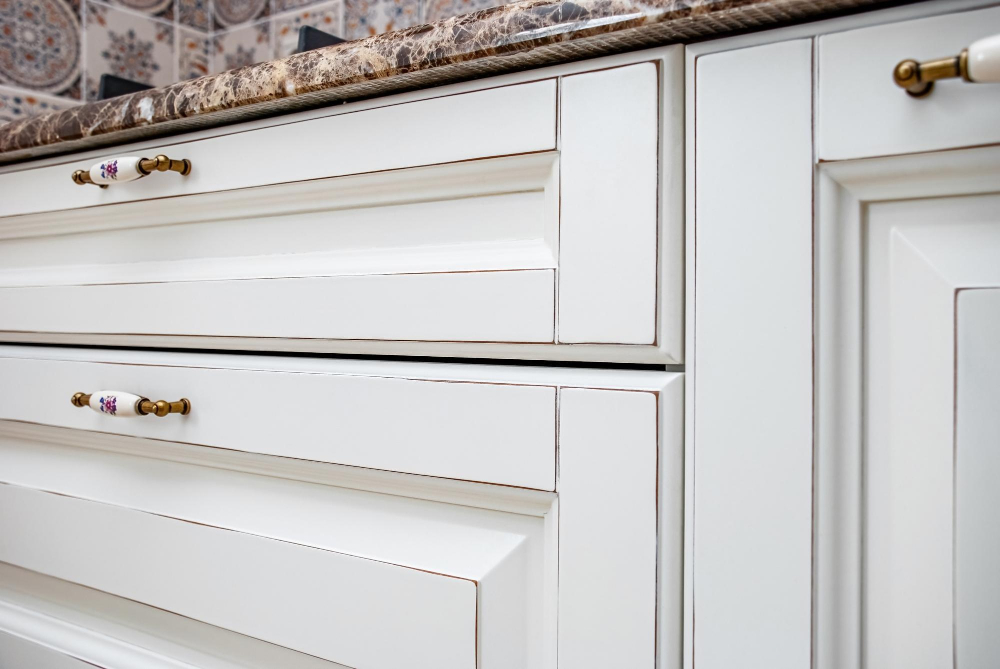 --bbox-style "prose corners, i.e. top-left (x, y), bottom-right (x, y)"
top-left (815, 147), bottom-right (1000, 669)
